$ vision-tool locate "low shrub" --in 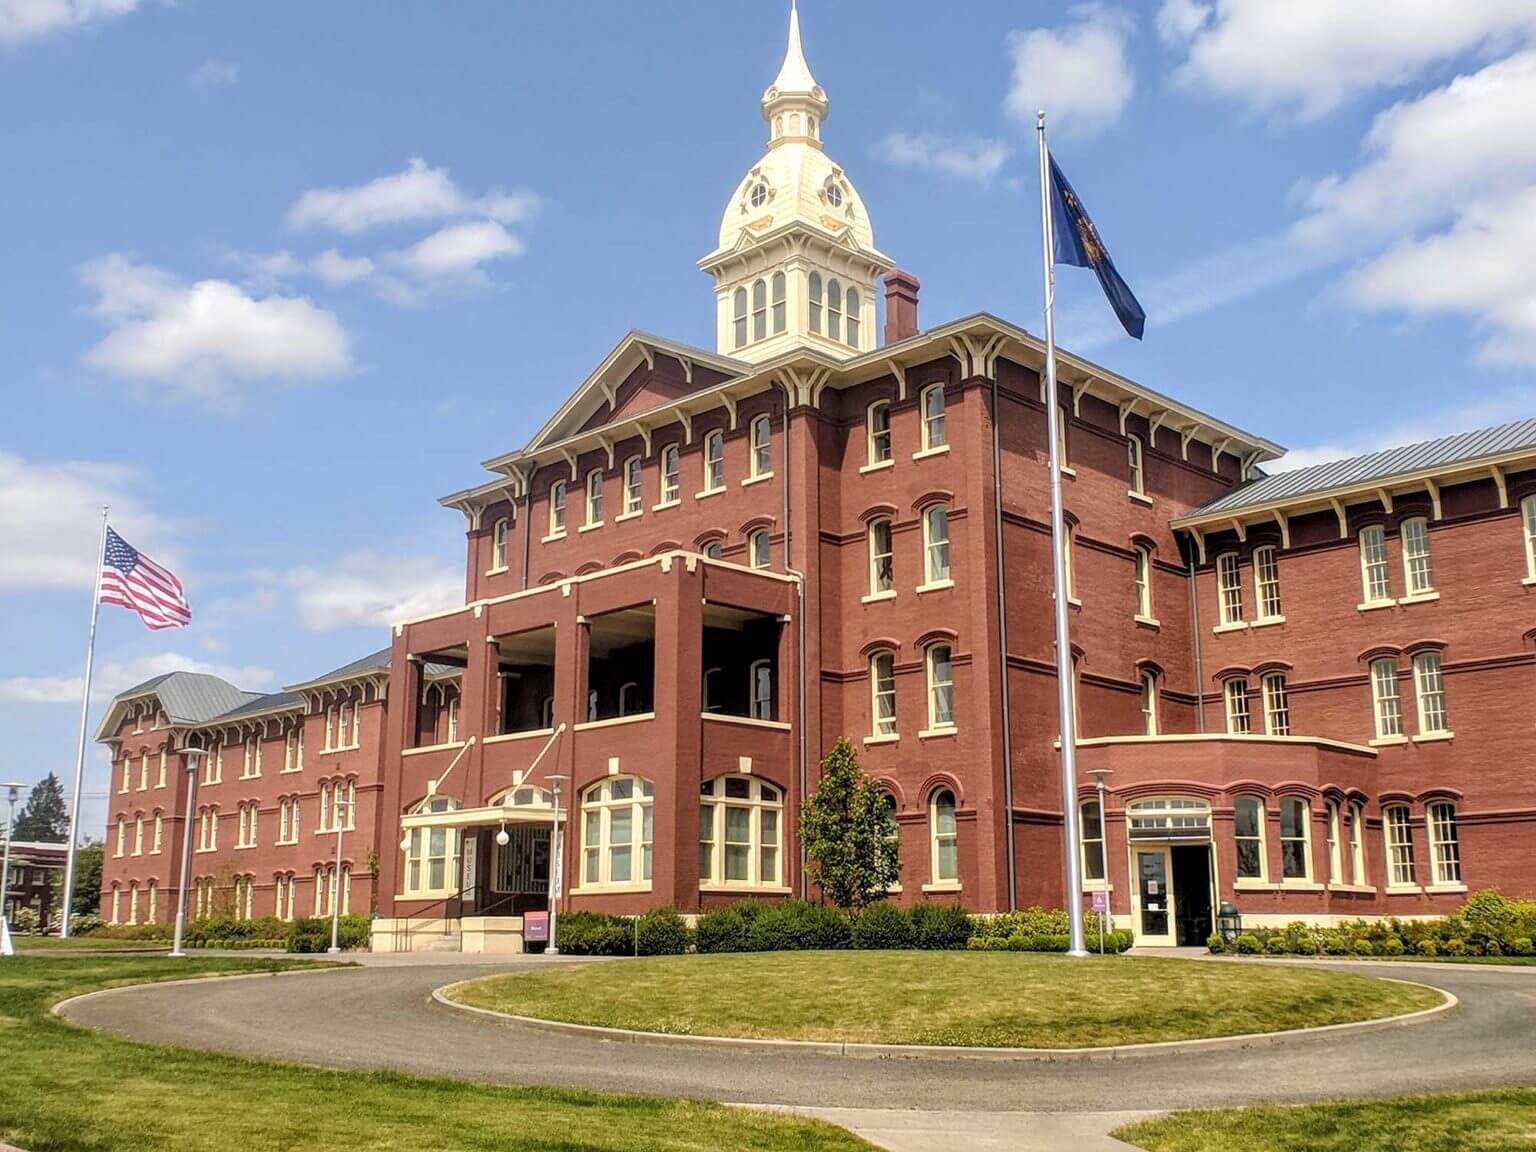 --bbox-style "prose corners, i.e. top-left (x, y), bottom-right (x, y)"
top-left (1263, 936), bottom-right (1288, 955)
top-left (1418, 939), bottom-right (1438, 957)
top-left (1380, 936), bottom-right (1405, 956)
top-left (553, 911), bottom-right (633, 956)
top-left (1512, 937), bottom-right (1535, 956)
top-left (1233, 933), bottom-right (1261, 955)
top-left (635, 907), bottom-right (690, 956)
top-left (908, 903), bottom-right (973, 950)
top-left (69, 913), bottom-right (104, 935)
top-left (9, 907), bottom-right (41, 934)
top-left (1206, 933), bottom-right (1225, 953)
top-left (1445, 937), bottom-right (1467, 956)
top-left (797, 902), bottom-right (853, 950)
top-left (851, 901), bottom-right (911, 950)
top-left (1295, 937), bottom-right (1319, 956)
top-left (1352, 938), bottom-right (1375, 956)
top-left (287, 915), bottom-right (371, 953)
top-left (694, 907), bottom-right (748, 954)
top-left (746, 904), bottom-right (809, 952)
